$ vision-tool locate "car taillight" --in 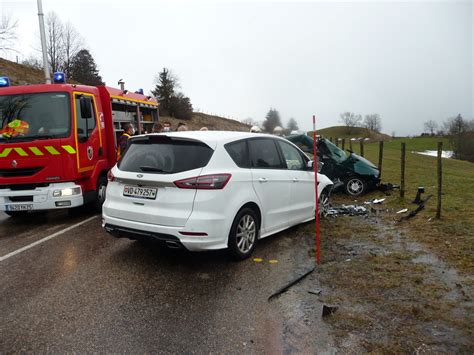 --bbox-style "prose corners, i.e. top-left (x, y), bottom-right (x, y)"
top-left (107, 170), bottom-right (115, 182)
top-left (174, 174), bottom-right (231, 190)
